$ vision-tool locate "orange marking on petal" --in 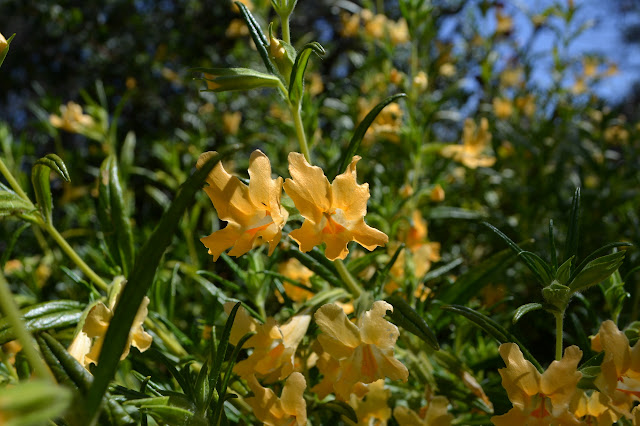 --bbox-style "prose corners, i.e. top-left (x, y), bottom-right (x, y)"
top-left (247, 221), bottom-right (273, 236)
top-left (531, 394), bottom-right (550, 419)
top-left (617, 387), bottom-right (640, 398)
top-left (322, 212), bottom-right (346, 235)
top-left (360, 344), bottom-right (379, 382)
